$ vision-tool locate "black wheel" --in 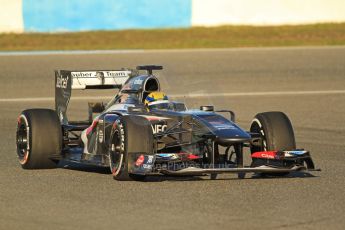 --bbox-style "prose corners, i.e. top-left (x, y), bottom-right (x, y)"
top-left (250, 111), bottom-right (296, 176)
top-left (16, 109), bottom-right (62, 169)
top-left (250, 111), bottom-right (296, 153)
top-left (109, 116), bottom-right (153, 181)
